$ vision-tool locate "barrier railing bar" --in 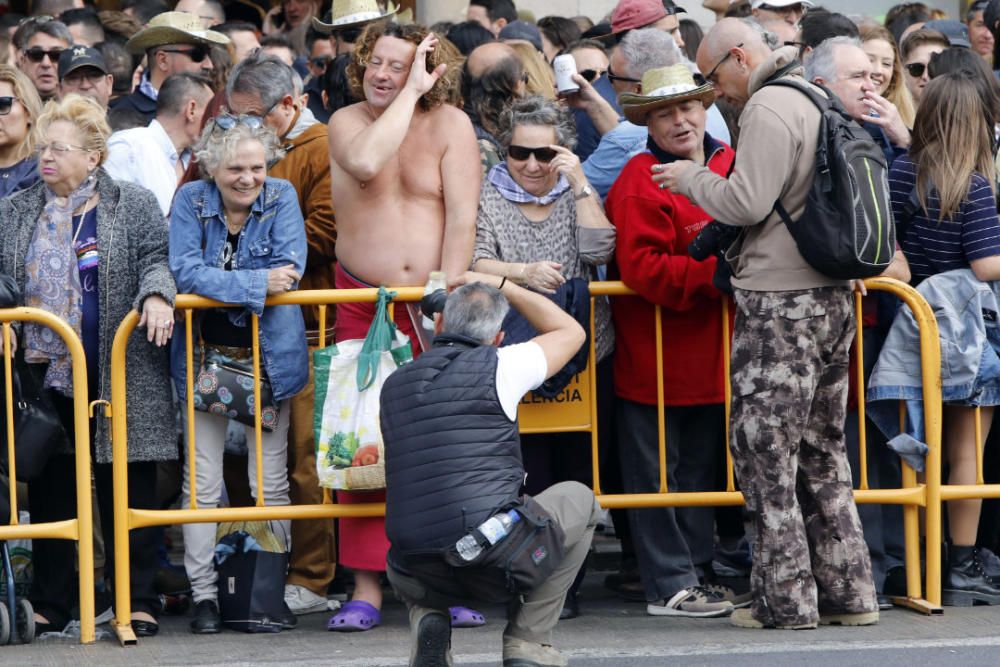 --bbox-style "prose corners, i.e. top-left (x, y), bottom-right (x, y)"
top-left (855, 291), bottom-right (869, 490)
top-left (654, 305), bottom-right (667, 494)
top-left (588, 296), bottom-right (601, 497)
top-left (721, 299), bottom-right (735, 493)
top-left (975, 406), bottom-right (984, 486)
top-left (3, 323), bottom-right (17, 518)
top-left (0, 307), bottom-right (95, 643)
top-left (251, 314), bottom-right (265, 507)
top-left (184, 309), bottom-right (197, 511)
